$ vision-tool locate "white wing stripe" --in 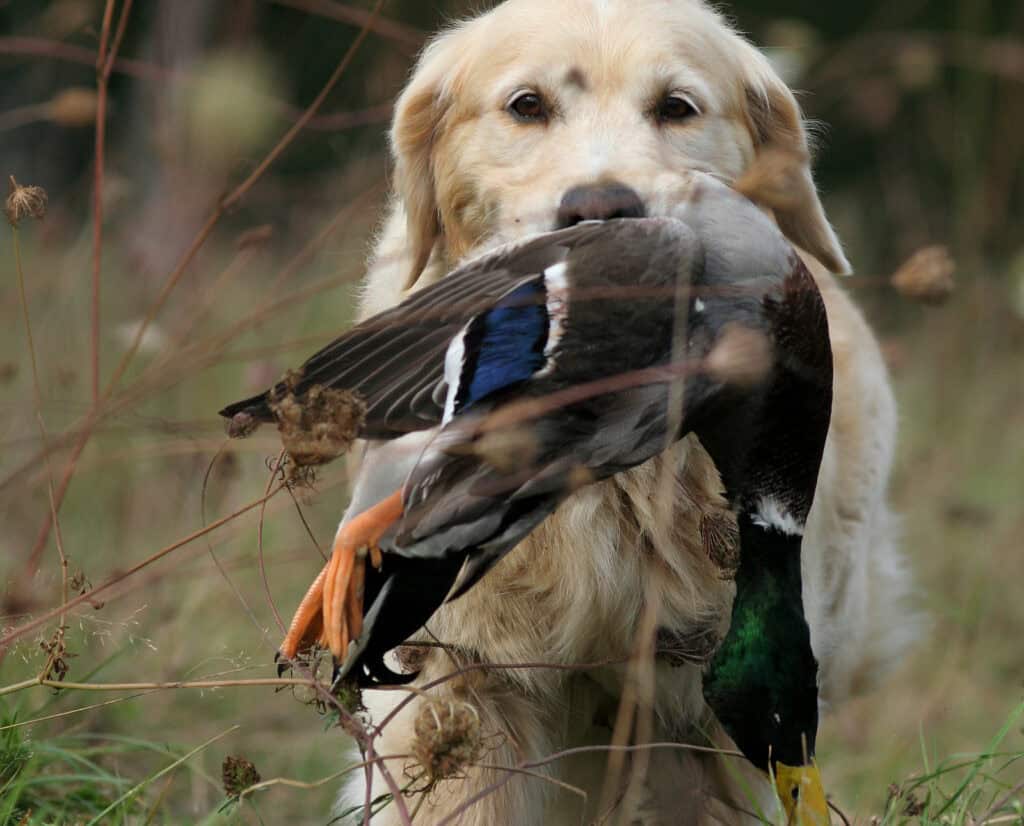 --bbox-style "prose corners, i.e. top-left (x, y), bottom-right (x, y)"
top-left (441, 327), bottom-right (468, 425)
